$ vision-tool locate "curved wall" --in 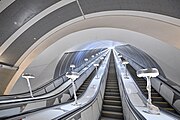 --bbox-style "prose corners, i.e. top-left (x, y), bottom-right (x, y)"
top-left (0, 0), bottom-right (179, 94)
top-left (11, 28), bottom-right (180, 94)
